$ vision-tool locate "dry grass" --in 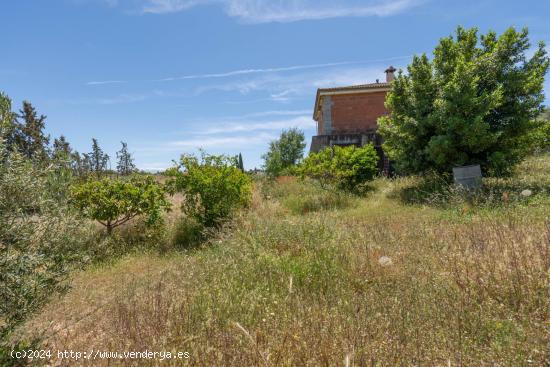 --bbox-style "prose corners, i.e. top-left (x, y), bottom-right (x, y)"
top-left (13, 155), bottom-right (550, 366)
